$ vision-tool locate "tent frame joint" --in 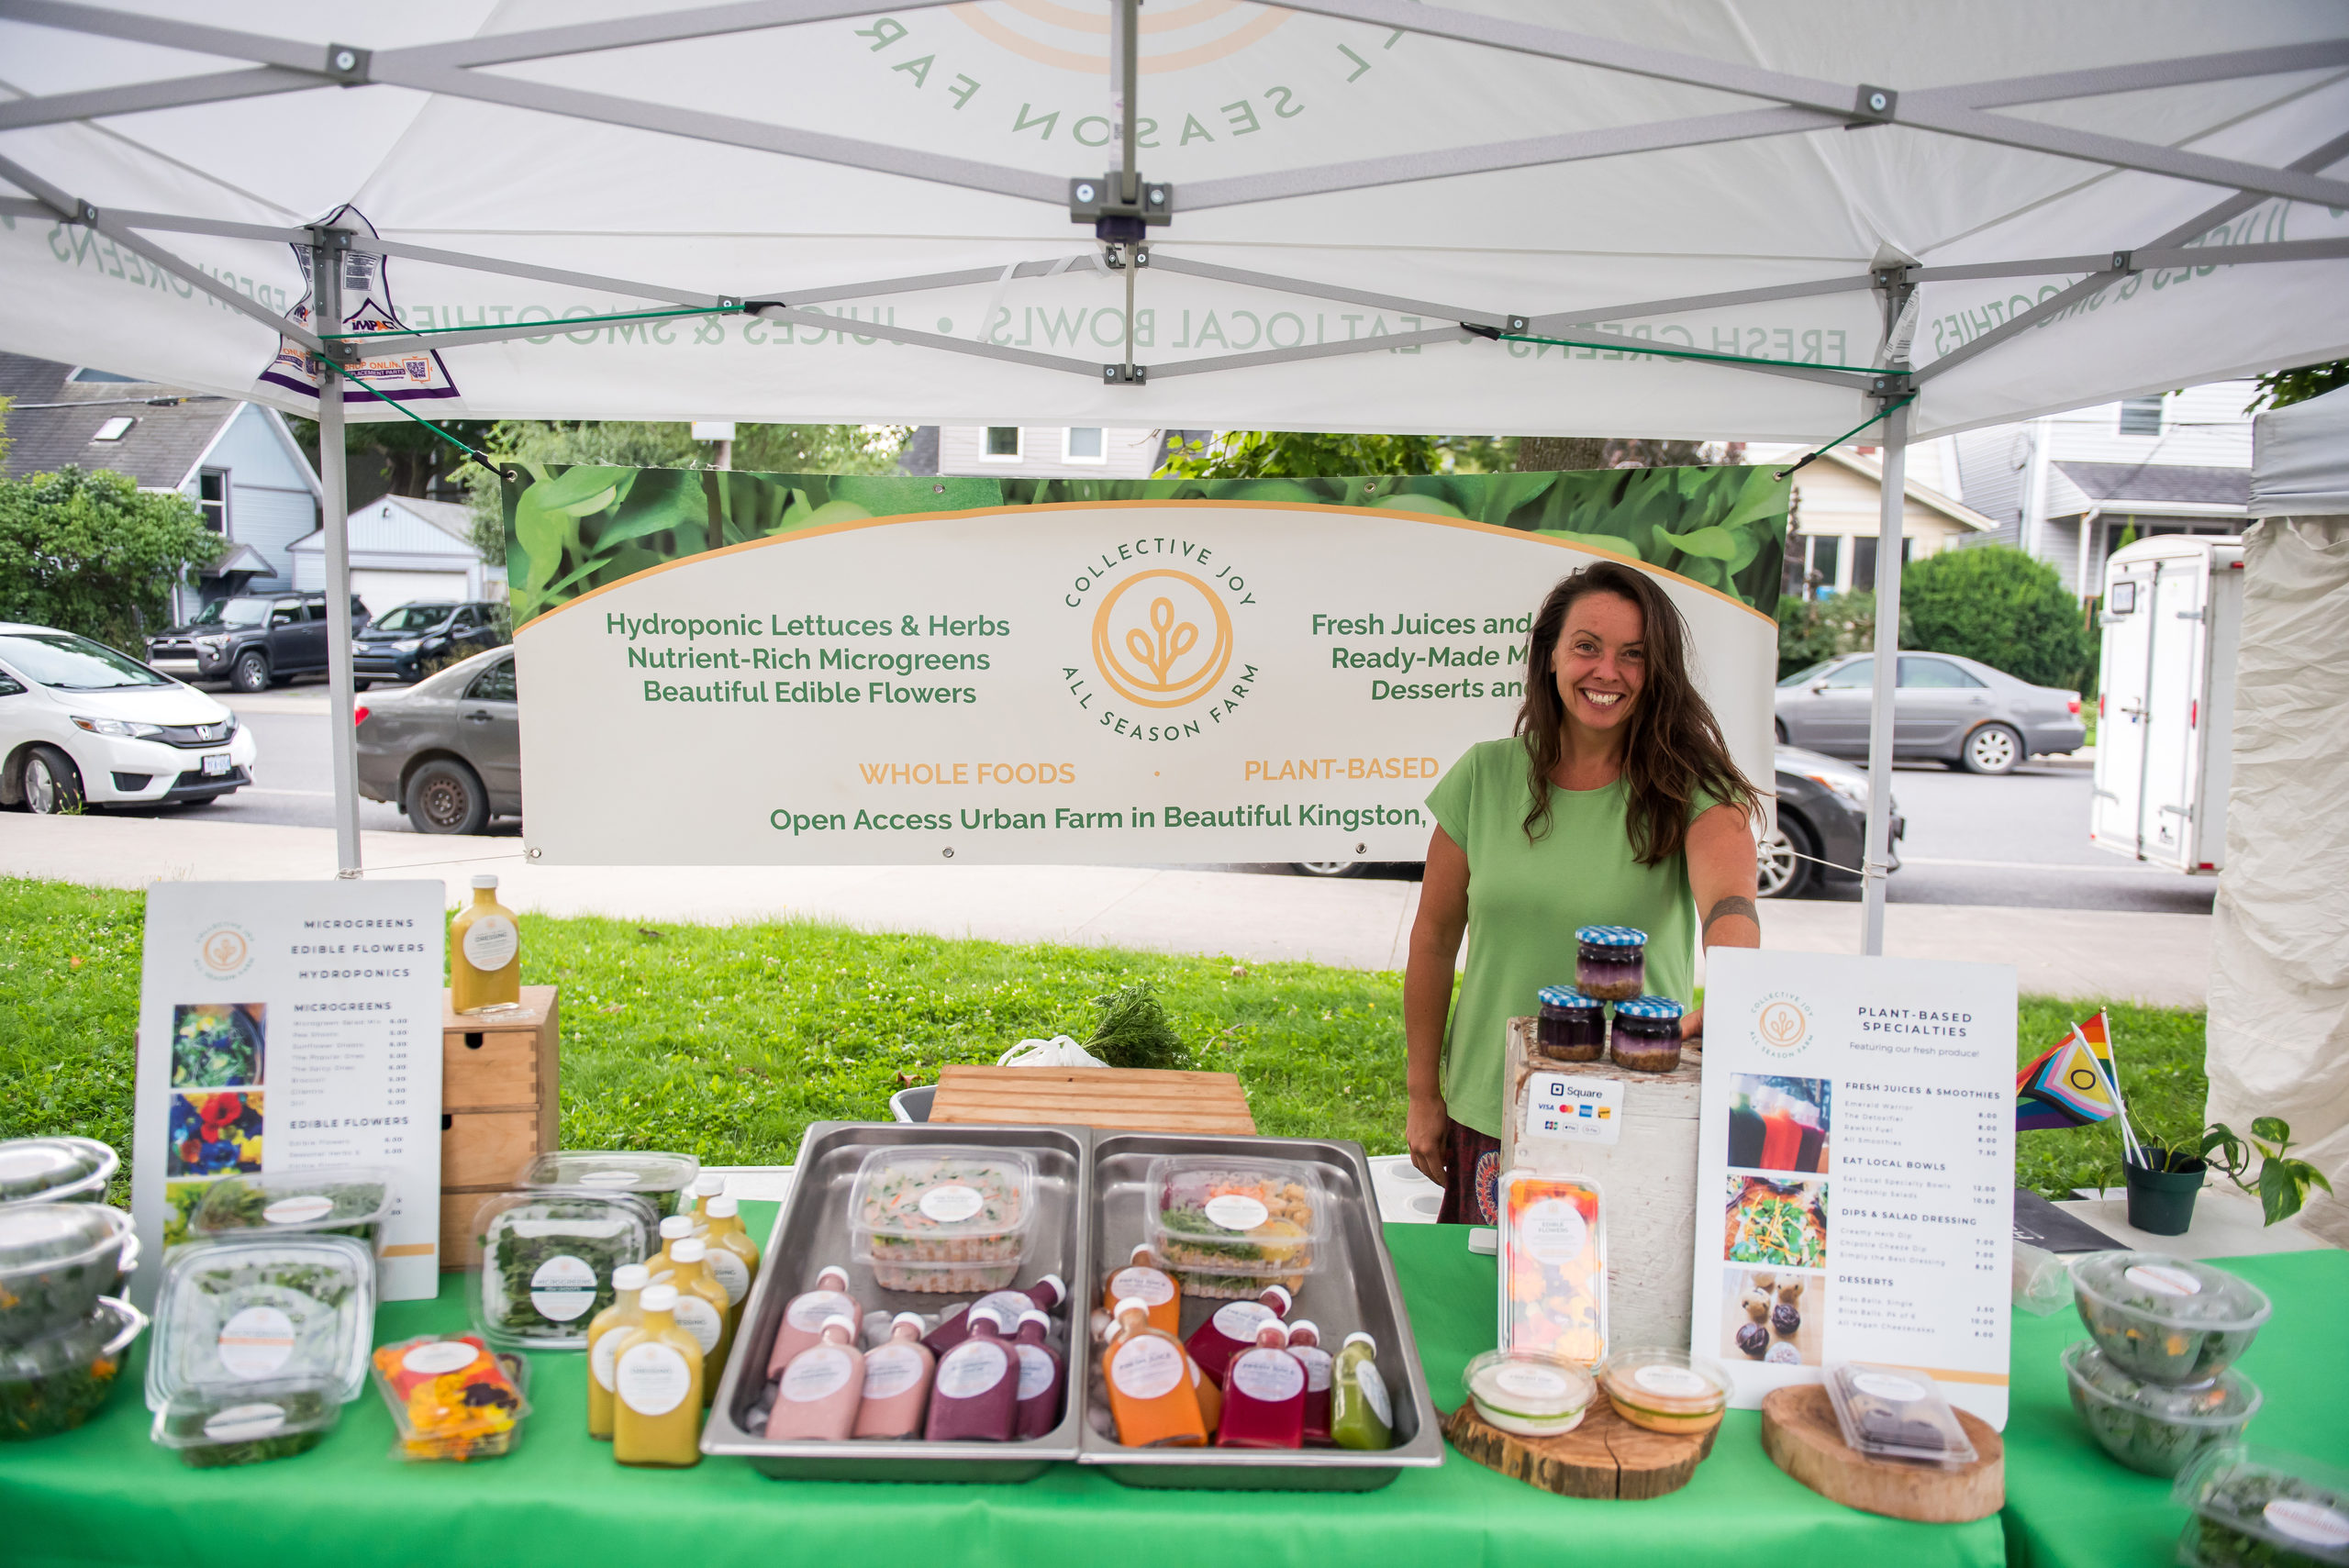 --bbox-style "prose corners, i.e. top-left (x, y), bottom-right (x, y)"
top-left (2110, 249), bottom-right (2138, 275)
top-left (1103, 361), bottom-right (1148, 384)
top-left (1852, 84), bottom-right (1898, 123)
top-left (1071, 173), bottom-right (1173, 243)
top-left (324, 44), bottom-right (370, 85)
